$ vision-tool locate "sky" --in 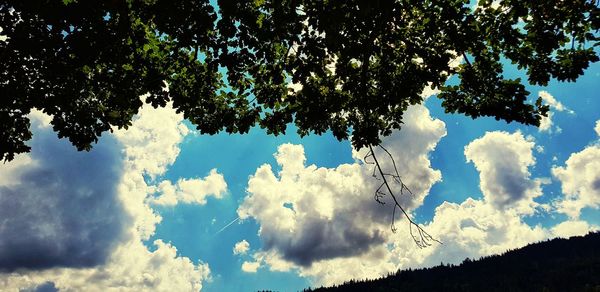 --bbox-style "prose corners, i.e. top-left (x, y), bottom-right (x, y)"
top-left (1, 5), bottom-right (600, 291)
top-left (0, 57), bottom-right (599, 291)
